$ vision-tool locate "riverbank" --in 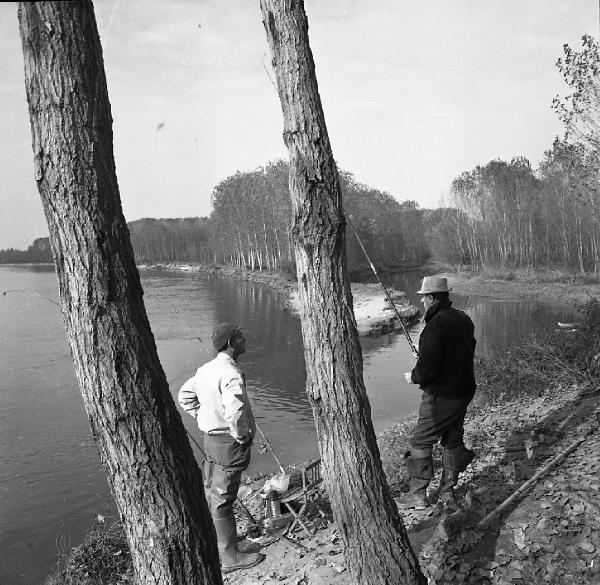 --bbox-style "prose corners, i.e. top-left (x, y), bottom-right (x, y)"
top-left (224, 373), bottom-right (600, 585)
top-left (42, 263), bottom-right (600, 583)
top-left (7, 260), bottom-right (600, 309)
top-left (139, 263), bottom-right (421, 336)
top-left (46, 370), bottom-right (600, 585)
top-left (438, 266), bottom-right (600, 307)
